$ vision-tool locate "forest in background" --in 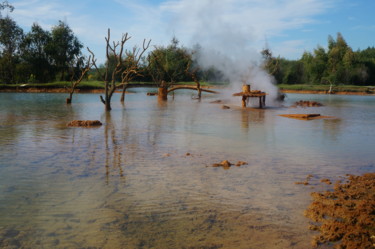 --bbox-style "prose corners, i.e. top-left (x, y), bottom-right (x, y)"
top-left (1, 1), bottom-right (375, 87)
